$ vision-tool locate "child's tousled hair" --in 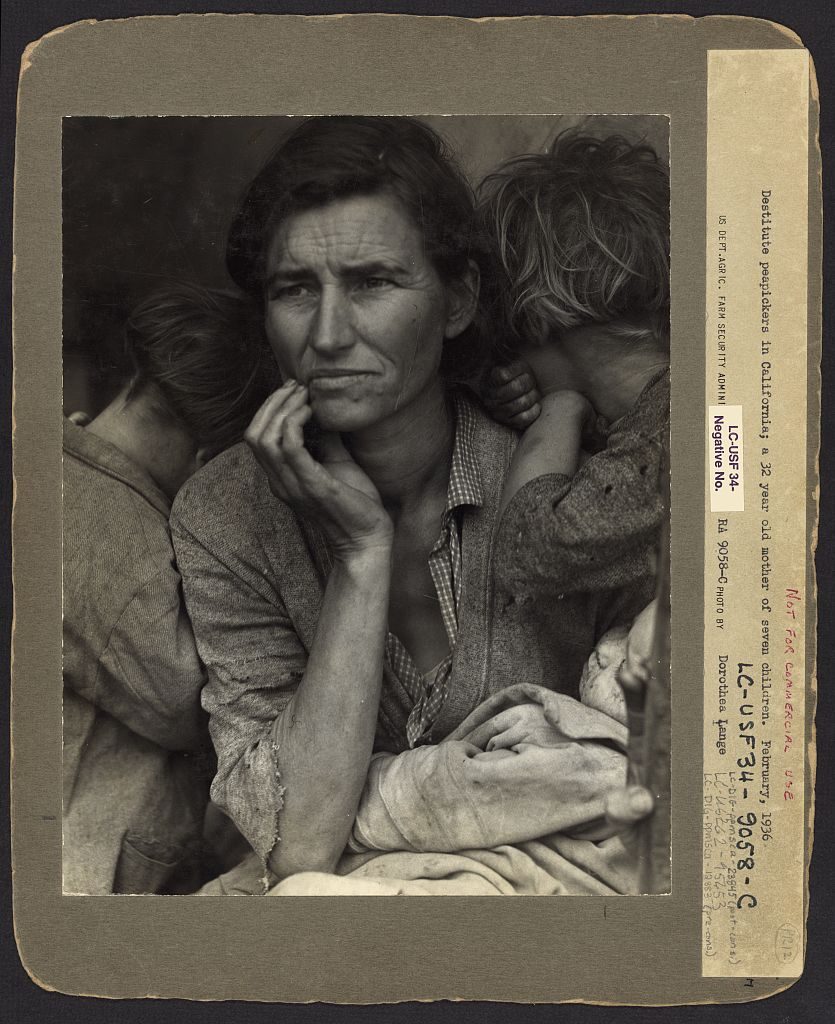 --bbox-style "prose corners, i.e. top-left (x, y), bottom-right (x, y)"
top-left (124, 284), bottom-right (278, 455)
top-left (478, 132), bottom-right (670, 359)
